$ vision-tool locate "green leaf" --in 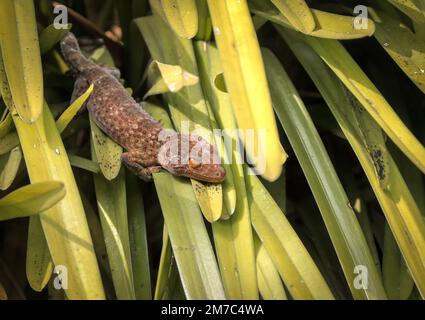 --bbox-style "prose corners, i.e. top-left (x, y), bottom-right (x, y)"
top-left (13, 103), bottom-right (105, 299)
top-left (0, 132), bottom-right (19, 156)
top-left (39, 23), bottom-right (72, 55)
top-left (207, 0), bottom-right (287, 181)
top-left (195, 42), bottom-right (258, 298)
top-left (159, 0), bottom-right (199, 39)
top-left (383, 223), bottom-right (414, 299)
top-left (127, 172), bottom-right (152, 299)
top-left (0, 181), bottom-right (65, 221)
top-left (26, 216), bottom-right (53, 292)
top-left (154, 226), bottom-right (185, 300)
top-left (68, 154), bottom-right (100, 174)
top-left (387, 0), bottom-right (425, 23)
top-left (255, 236), bottom-right (287, 300)
top-left (0, 146), bottom-right (22, 190)
top-left (195, 0), bottom-right (212, 40)
top-left (249, 0), bottom-right (375, 39)
top-left (89, 113), bottom-right (122, 180)
top-left (277, 27), bottom-right (425, 298)
top-left (301, 33), bottom-right (425, 177)
top-left (92, 149), bottom-right (135, 300)
top-left (144, 61), bottom-right (199, 99)
top-left (262, 47), bottom-right (387, 299)
top-left (0, 111), bottom-right (13, 138)
top-left (369, 8), bottom-right (425, 94)
top-left (56, 84), bottom-right (94, 134)
top-left (153, 172), bottom-right (226, 299)
top-left (270, 0), bottom-right (315, 33)
top-left (0, 0), bottom-right (43, 122)
top-left (246, 169), bottom-right (334, 300)
top-left (145, 102), bottom-right (225, 299)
